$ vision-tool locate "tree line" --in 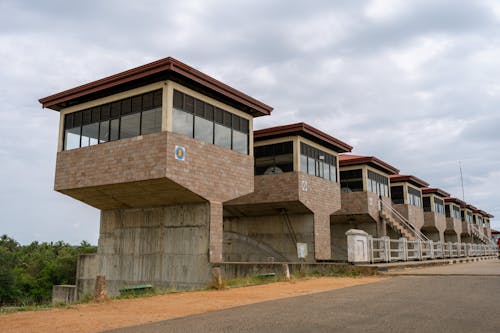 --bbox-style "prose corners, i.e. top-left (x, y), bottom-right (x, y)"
top-left (0, 234), bottom-right (96, 306)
